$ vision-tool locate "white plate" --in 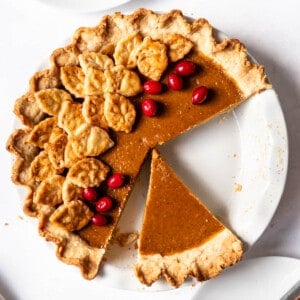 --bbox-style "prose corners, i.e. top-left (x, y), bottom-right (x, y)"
top-left (7, 19), bottom-right (288, 295)
top-left (34, 0), bottom-right (131, 13)
top-left (193, 256), bottom-right (300, 299)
